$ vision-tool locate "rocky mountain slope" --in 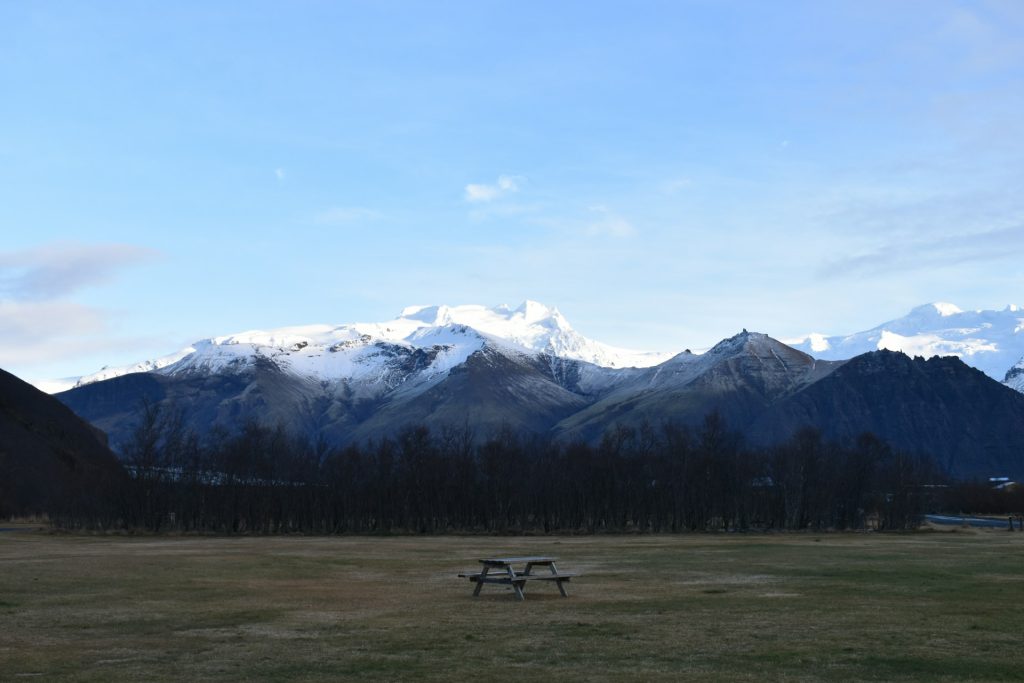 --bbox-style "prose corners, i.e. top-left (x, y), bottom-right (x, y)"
top-left (58, 302), bottom-right (645, 448)
top-left (747, 351), bottom-right (1024, 479)
top-left (58, 338), bottom-right (630, 451)
top-left (553, 331), bottom-right (842, 442)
